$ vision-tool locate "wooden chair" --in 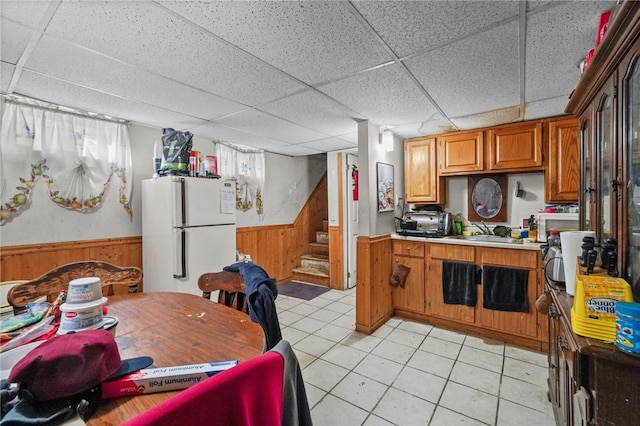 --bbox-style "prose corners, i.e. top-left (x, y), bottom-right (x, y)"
top-left (6, 261), bottom-right (143, 315)
top-left (197, 271), bottom-right (247, 313)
